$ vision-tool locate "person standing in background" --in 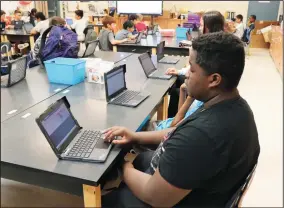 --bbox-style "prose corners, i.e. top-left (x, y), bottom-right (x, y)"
top-left (128, 14), bottom-right (139, 35)
top-left (69, 10), bottom-right (88, 41)
top-left (233, 14), bottom-right (245, 39)
top-left (241, 14), bottom-right (256, 44)
top-left (135, 14), bottom-right (147, 32)
top-left (29, 8), bottom-right (37, 26)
